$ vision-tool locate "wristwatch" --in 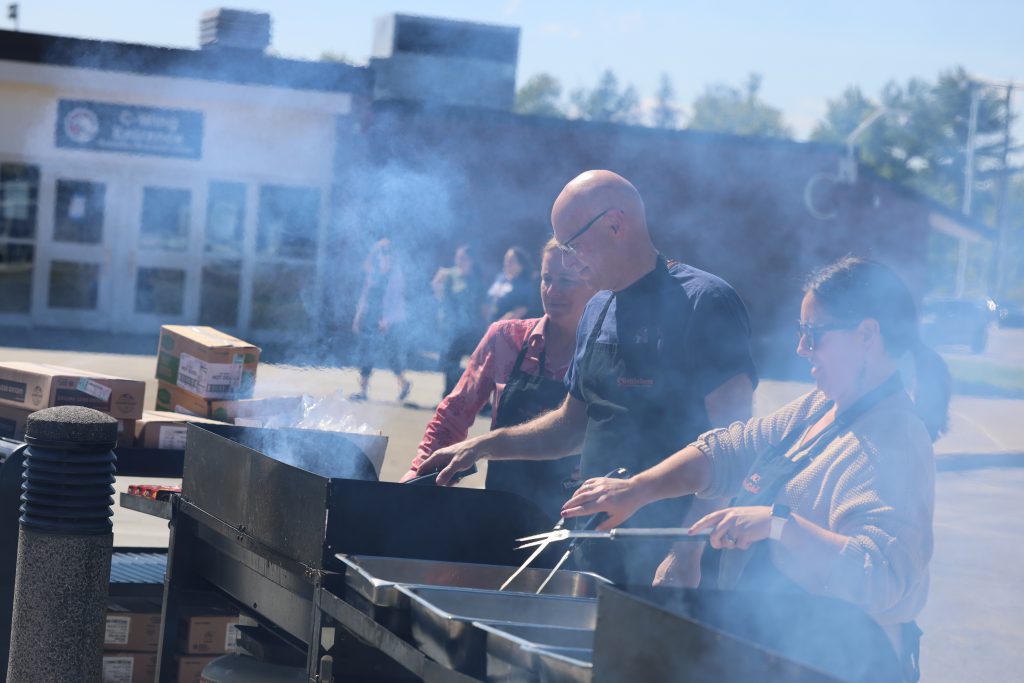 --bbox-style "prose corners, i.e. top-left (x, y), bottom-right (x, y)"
top-left (769, 504), bottom-right (792, 541)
